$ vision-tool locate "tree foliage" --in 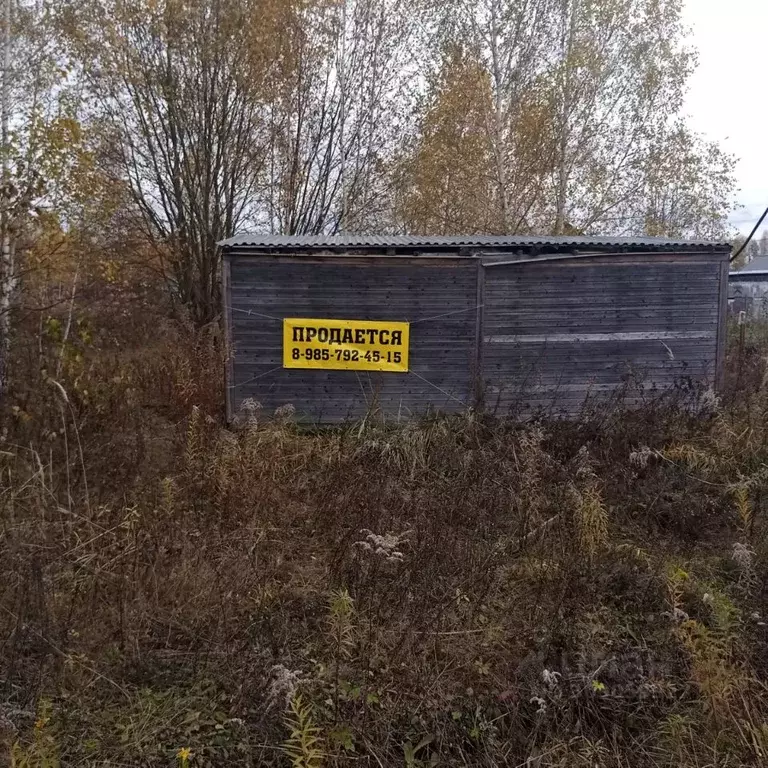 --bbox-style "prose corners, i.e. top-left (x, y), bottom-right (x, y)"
top-left (0, 0), bottom-right (740, 338)
top-left (57, 0), bottom-right (300, 324)
top-left (396, 45), bottom-right (497, 234)
top-left (396, 0), bottom-right (734, 238)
